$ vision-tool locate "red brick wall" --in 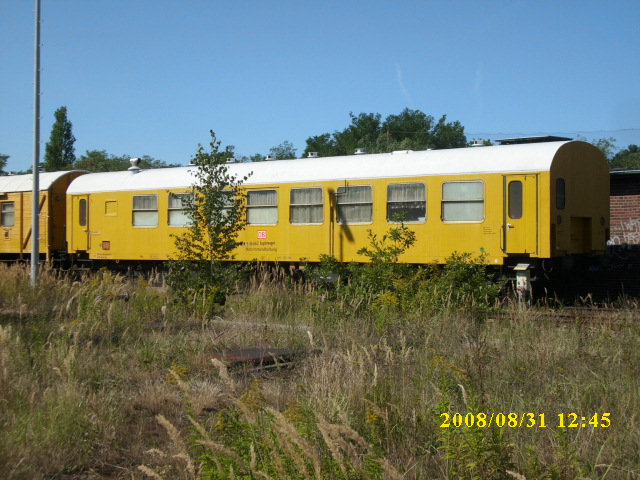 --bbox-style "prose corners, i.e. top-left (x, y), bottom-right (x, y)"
top-left (610, 173), bottom-right (640, 245)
